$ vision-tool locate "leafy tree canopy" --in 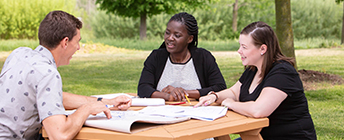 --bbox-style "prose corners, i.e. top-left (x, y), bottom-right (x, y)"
top-left (96, 0), bottom-right (215, 18)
